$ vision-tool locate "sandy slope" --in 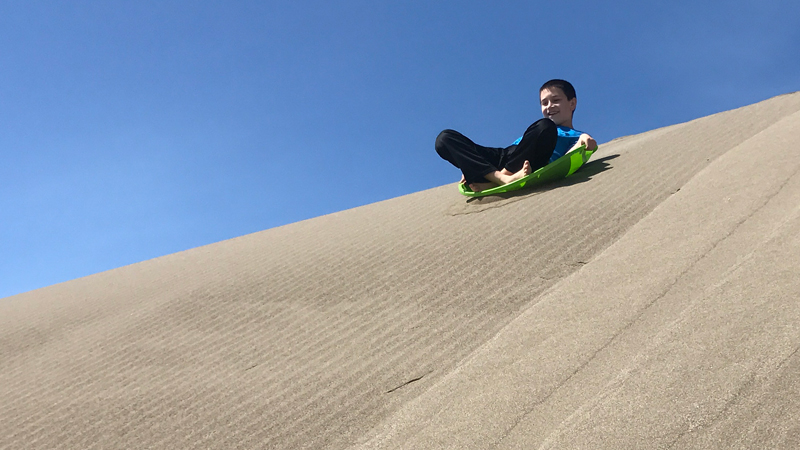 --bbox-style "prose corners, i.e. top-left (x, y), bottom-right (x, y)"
top-left (2, 92), bottom-right (800, 449)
